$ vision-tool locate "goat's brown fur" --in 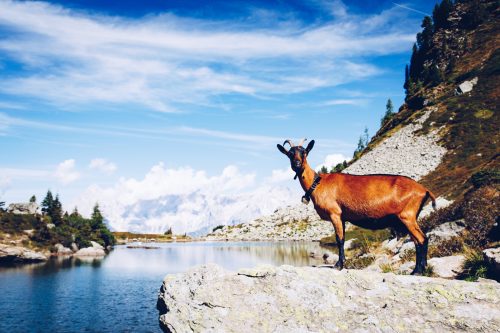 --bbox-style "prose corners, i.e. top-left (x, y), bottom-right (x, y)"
top-left (278, 139), bottom-right (436, 274)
